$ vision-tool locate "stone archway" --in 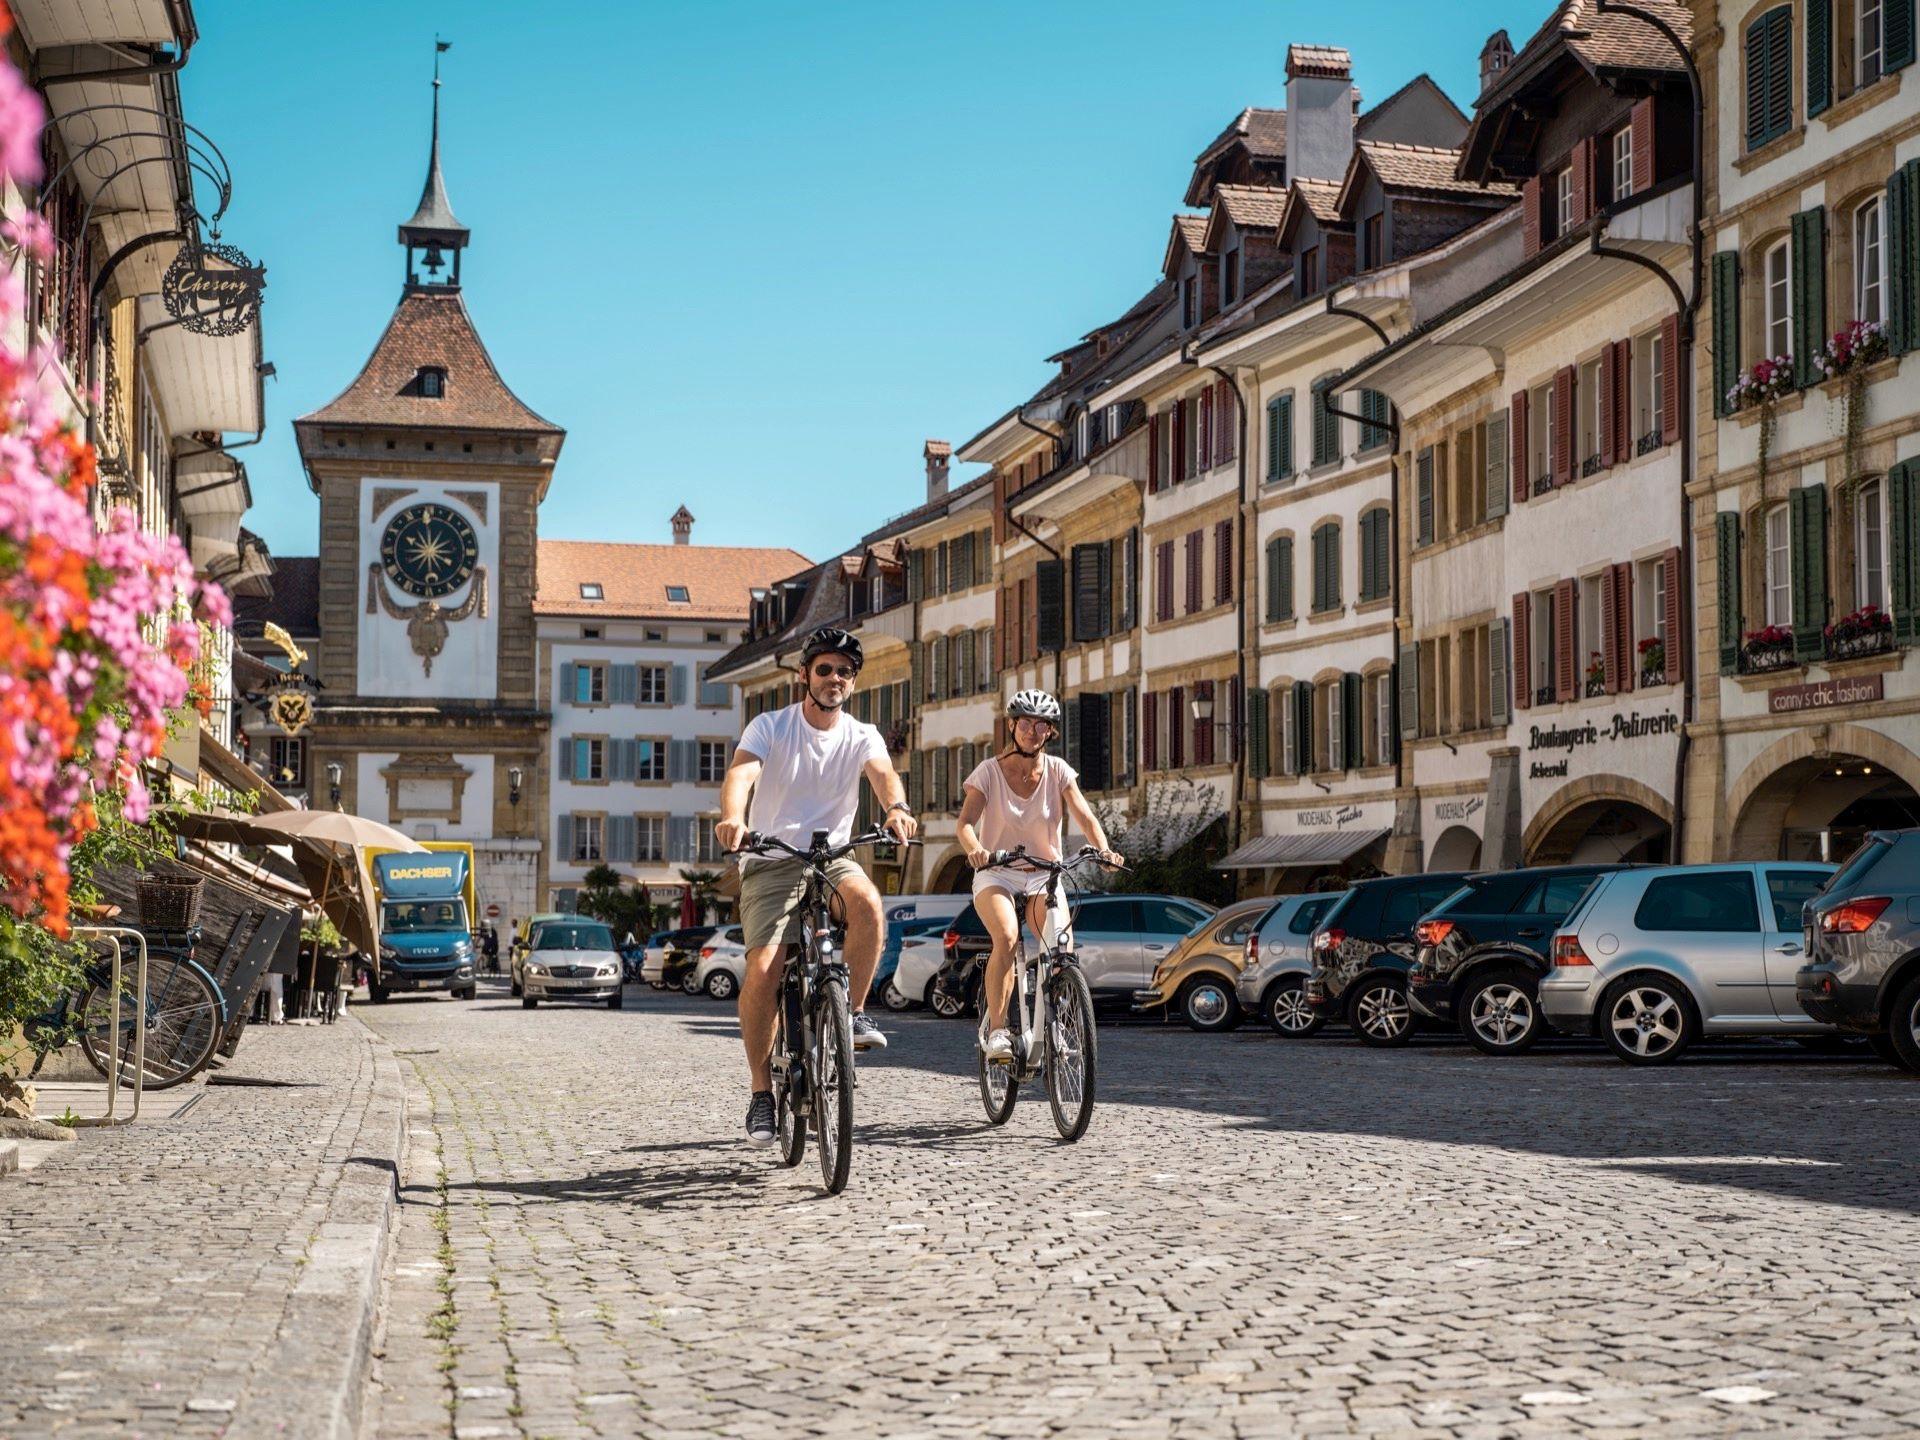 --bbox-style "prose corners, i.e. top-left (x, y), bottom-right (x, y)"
top-left (1523, 775), bottom-right (1674, 866)
top-left (1428, 824), bottom-right (1482, 872)
top-left (1726, 723), bottom-right (1920, 860)
top-left (930, 852), bottom-right (973, 895)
